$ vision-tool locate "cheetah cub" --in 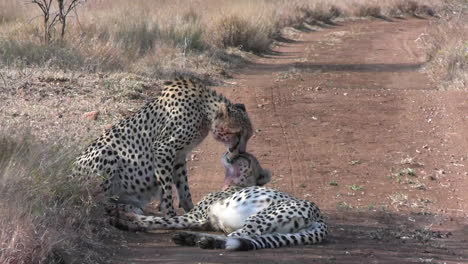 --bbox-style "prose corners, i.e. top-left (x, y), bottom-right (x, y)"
top-left (113, 152), bottom-right (328, 251)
